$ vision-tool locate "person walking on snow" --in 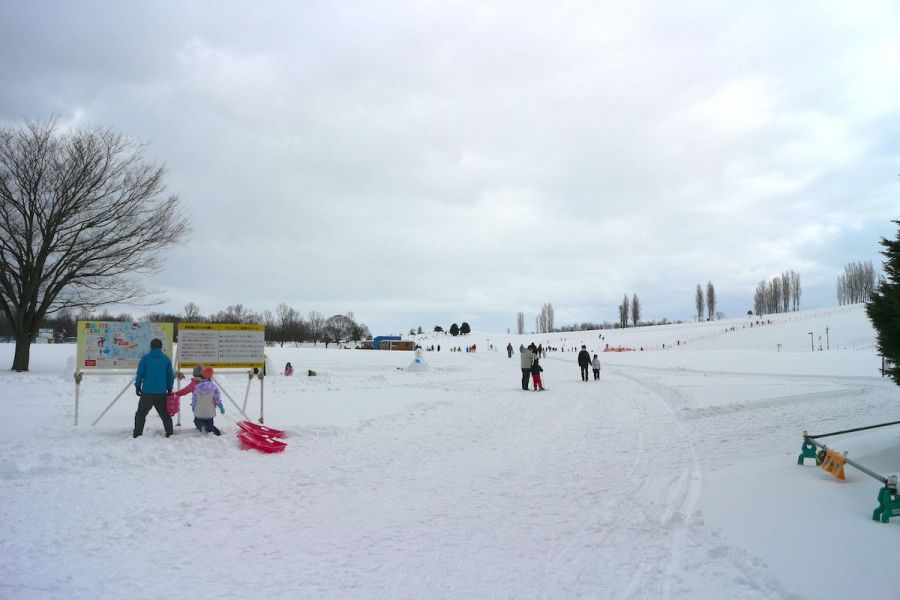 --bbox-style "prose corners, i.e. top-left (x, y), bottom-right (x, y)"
top-left (191, 367), bottom-right (224, 435)
top-left (520, 343), bottom-right (536, 390)
top-left (531, 356), bottom-right (545, 391)
top-left (592, 354), bottom-right (601, 381)
top-left (133, 338), bottom-right (175, 438)
top-left (578, 345), bottom-right (591, 382)
top-left (507, 342), bottom-right (513, 358)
